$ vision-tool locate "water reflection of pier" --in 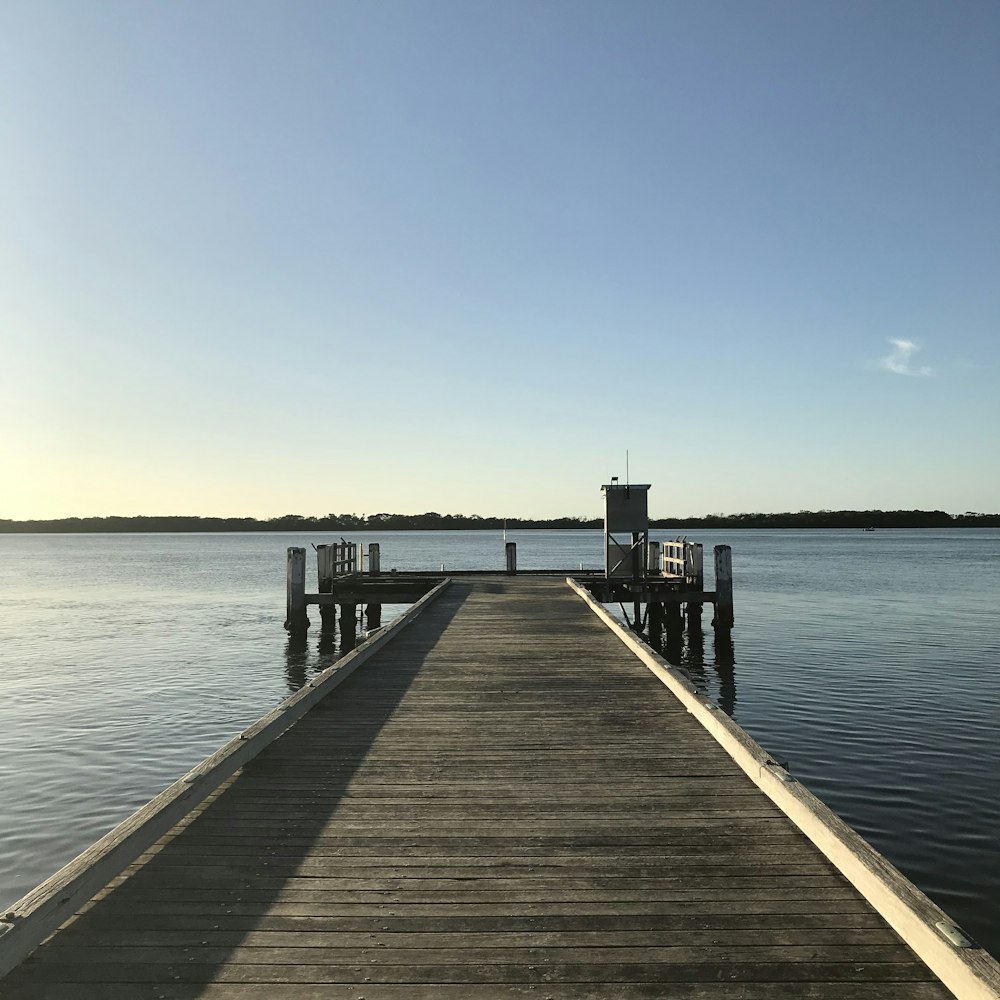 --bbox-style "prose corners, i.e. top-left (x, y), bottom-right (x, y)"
top-left (648, 612), bottom-right (737, 717)
top-left (284, 602), bottom-right (396, 695)
top-left (283, 622), bottom-right (358, 695)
